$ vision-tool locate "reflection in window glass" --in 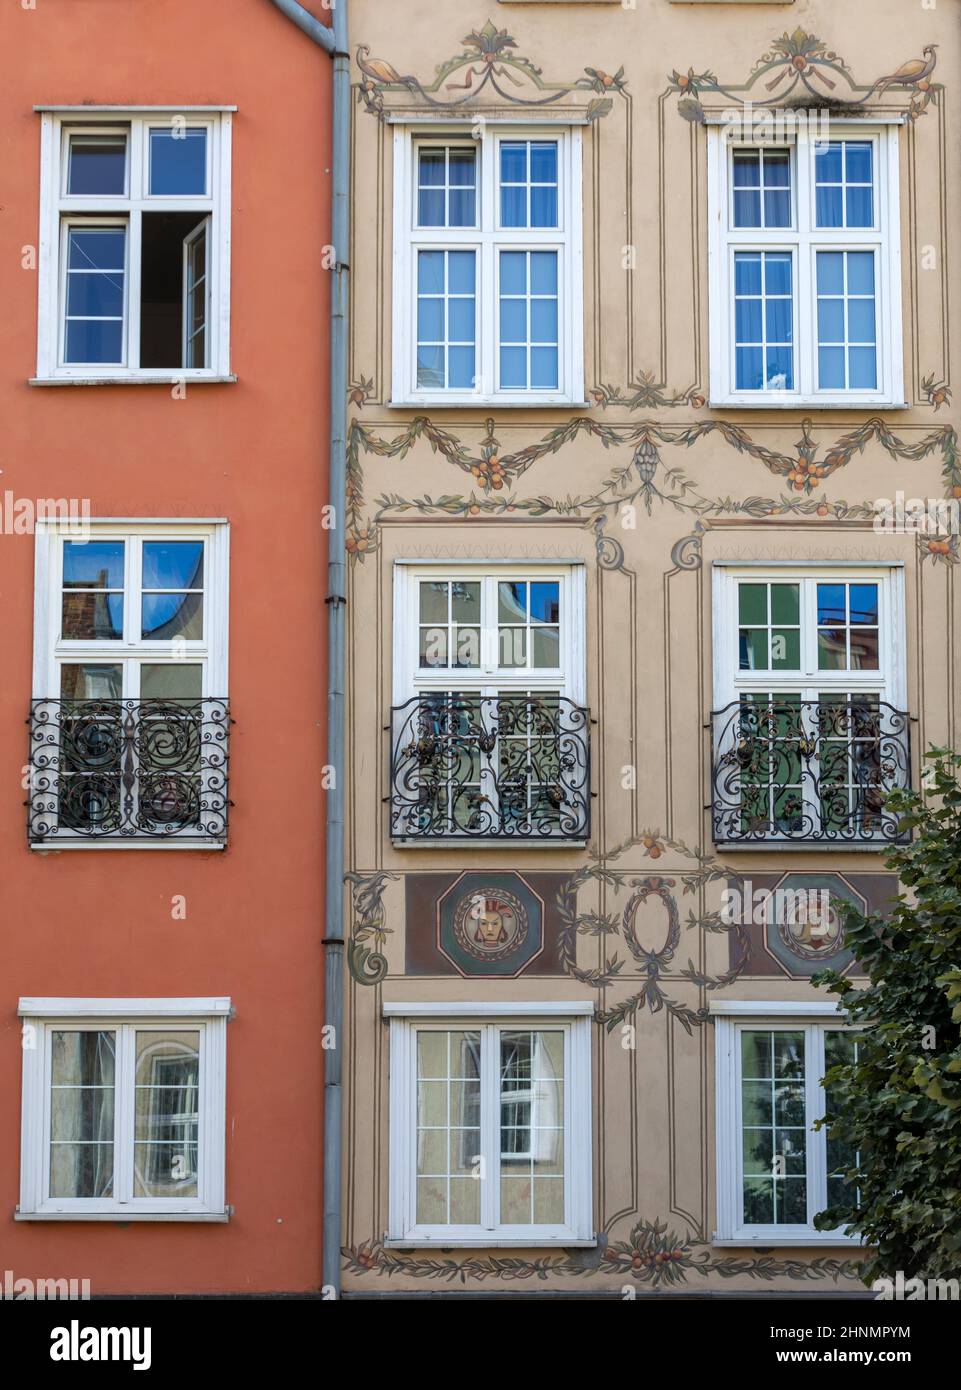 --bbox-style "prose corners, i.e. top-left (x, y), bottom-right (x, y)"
top-left (741, 1029), bottom-right (807, 1225)
top-left (67, 135), bottom-right (127, 196)
top-left (134, 1031), bottom-right (200, 1198)
top-left (148, 128), bottom-right (207, 196)
top-left (734, 252), bottom-right (793, 391)
top-left (49, 1031), bottom-right (116, 1198)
